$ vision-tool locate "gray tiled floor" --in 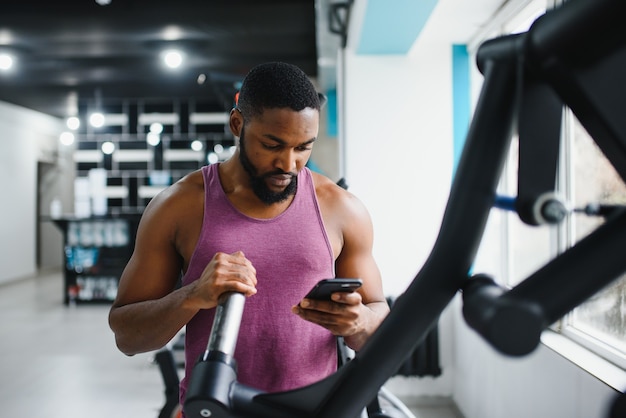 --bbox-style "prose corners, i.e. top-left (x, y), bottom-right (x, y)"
top-left (0, 270), bottom-right (461, 418)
